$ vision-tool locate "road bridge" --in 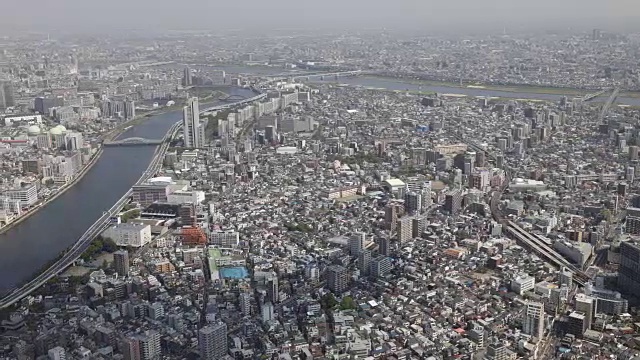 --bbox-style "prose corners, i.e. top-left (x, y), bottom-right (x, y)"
top-left (200, 92), bottom-right (266, 116)
top-left (599, 87), bottom-right (620, 123)
top-left (218, 93), bottom-right (248, 102)
top-left (103, 137), bottom-right (164, 147)
top-left (267, 70), bottom-right (365, 83)
top-left (582, 88), bottom-right (610, 102)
